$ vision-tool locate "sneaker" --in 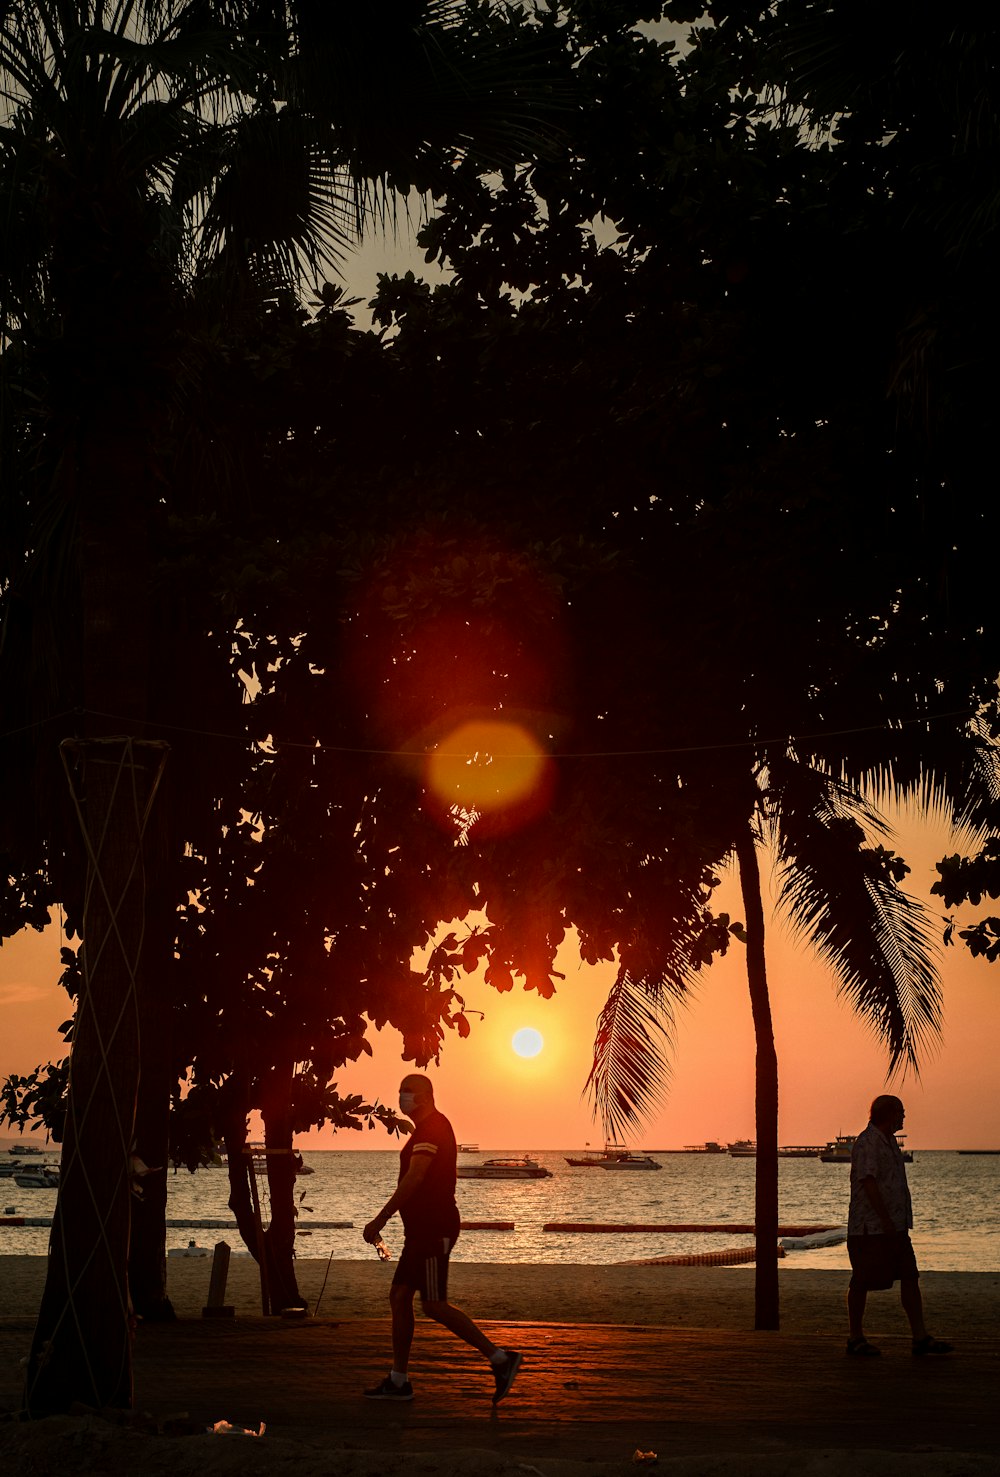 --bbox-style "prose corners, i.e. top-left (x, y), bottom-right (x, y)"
top-left (846, 1337), bottom-right (881, 1357)
top-left (912, 1336), bottom-right (953, 1357)
top-left (492, 1349), bottom-right (523, 1404)
top-left (364, 1374), bottom-right (413, 1400)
